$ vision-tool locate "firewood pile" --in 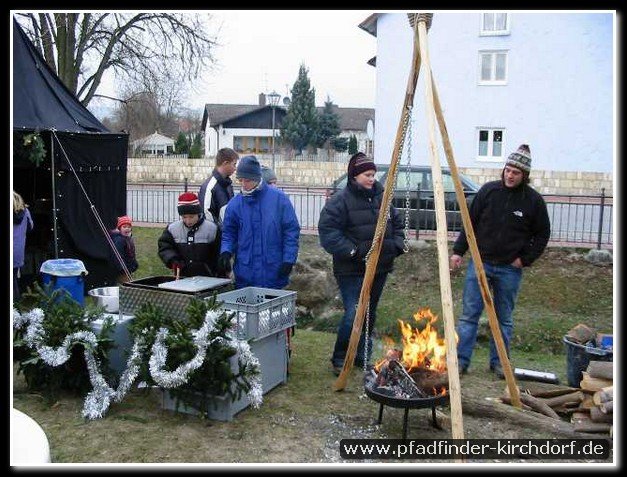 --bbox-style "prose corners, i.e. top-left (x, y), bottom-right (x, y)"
top-left (572, 360), bottom-right (613, 436)
top-left (498, 358), bottom-right (613, 437)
